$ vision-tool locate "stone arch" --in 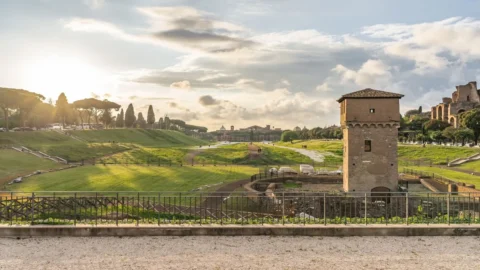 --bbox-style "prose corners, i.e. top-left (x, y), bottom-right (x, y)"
top-left (371, 186), bottom-right (391, 203)
top-left (437, 105), bottom-right (443, 121)
top-left (449, 116), bottom-right (456, 127)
